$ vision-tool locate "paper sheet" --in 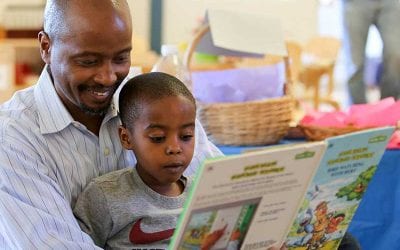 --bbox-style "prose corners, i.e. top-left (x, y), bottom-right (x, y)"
top-left (204, 0), bottom-right (318, 44)
top-left (208, 9), bottom-right (287, 56)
